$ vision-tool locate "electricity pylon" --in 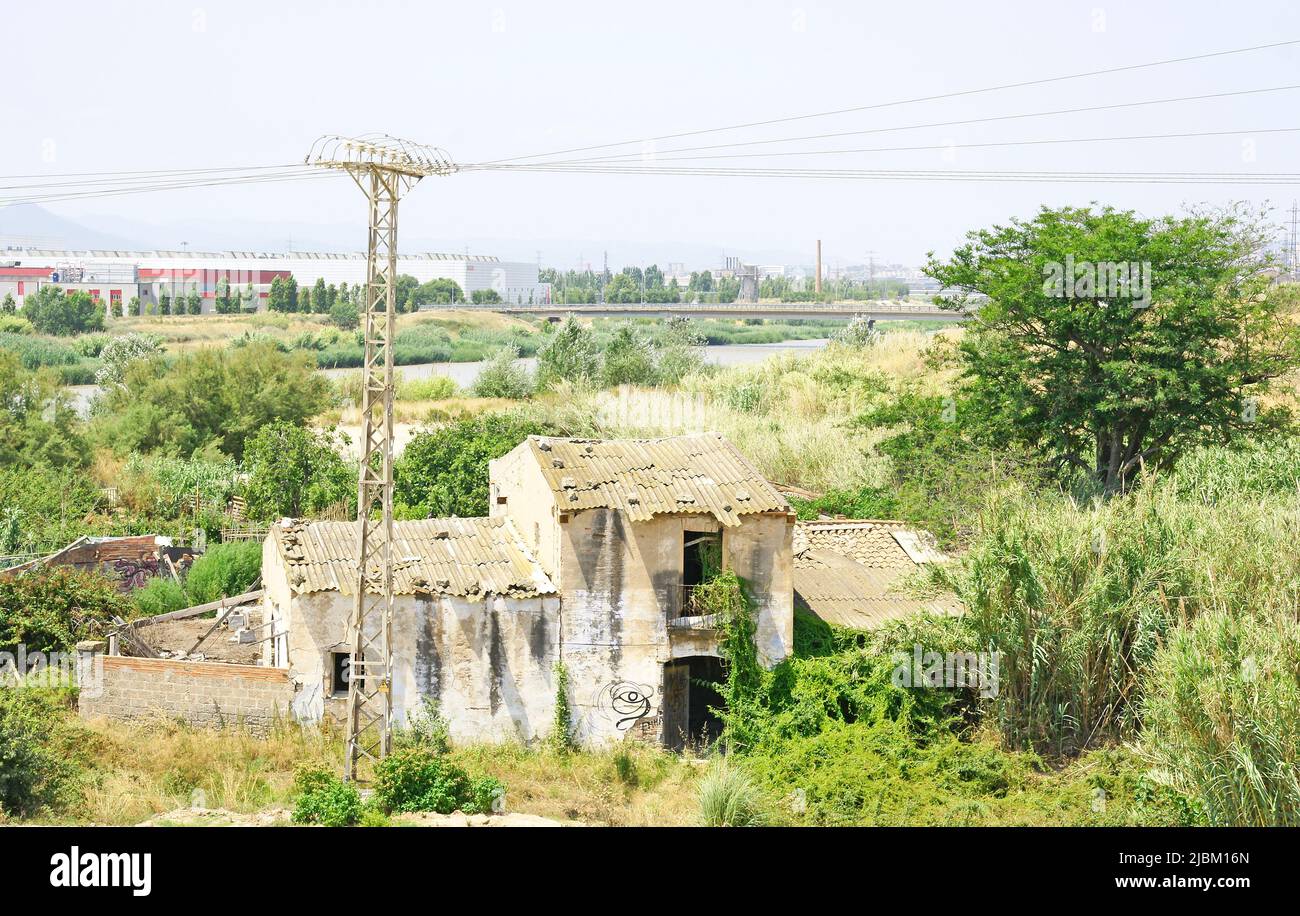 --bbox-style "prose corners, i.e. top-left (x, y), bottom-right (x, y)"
top-left (306, 135), bottom-right (455, 779)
